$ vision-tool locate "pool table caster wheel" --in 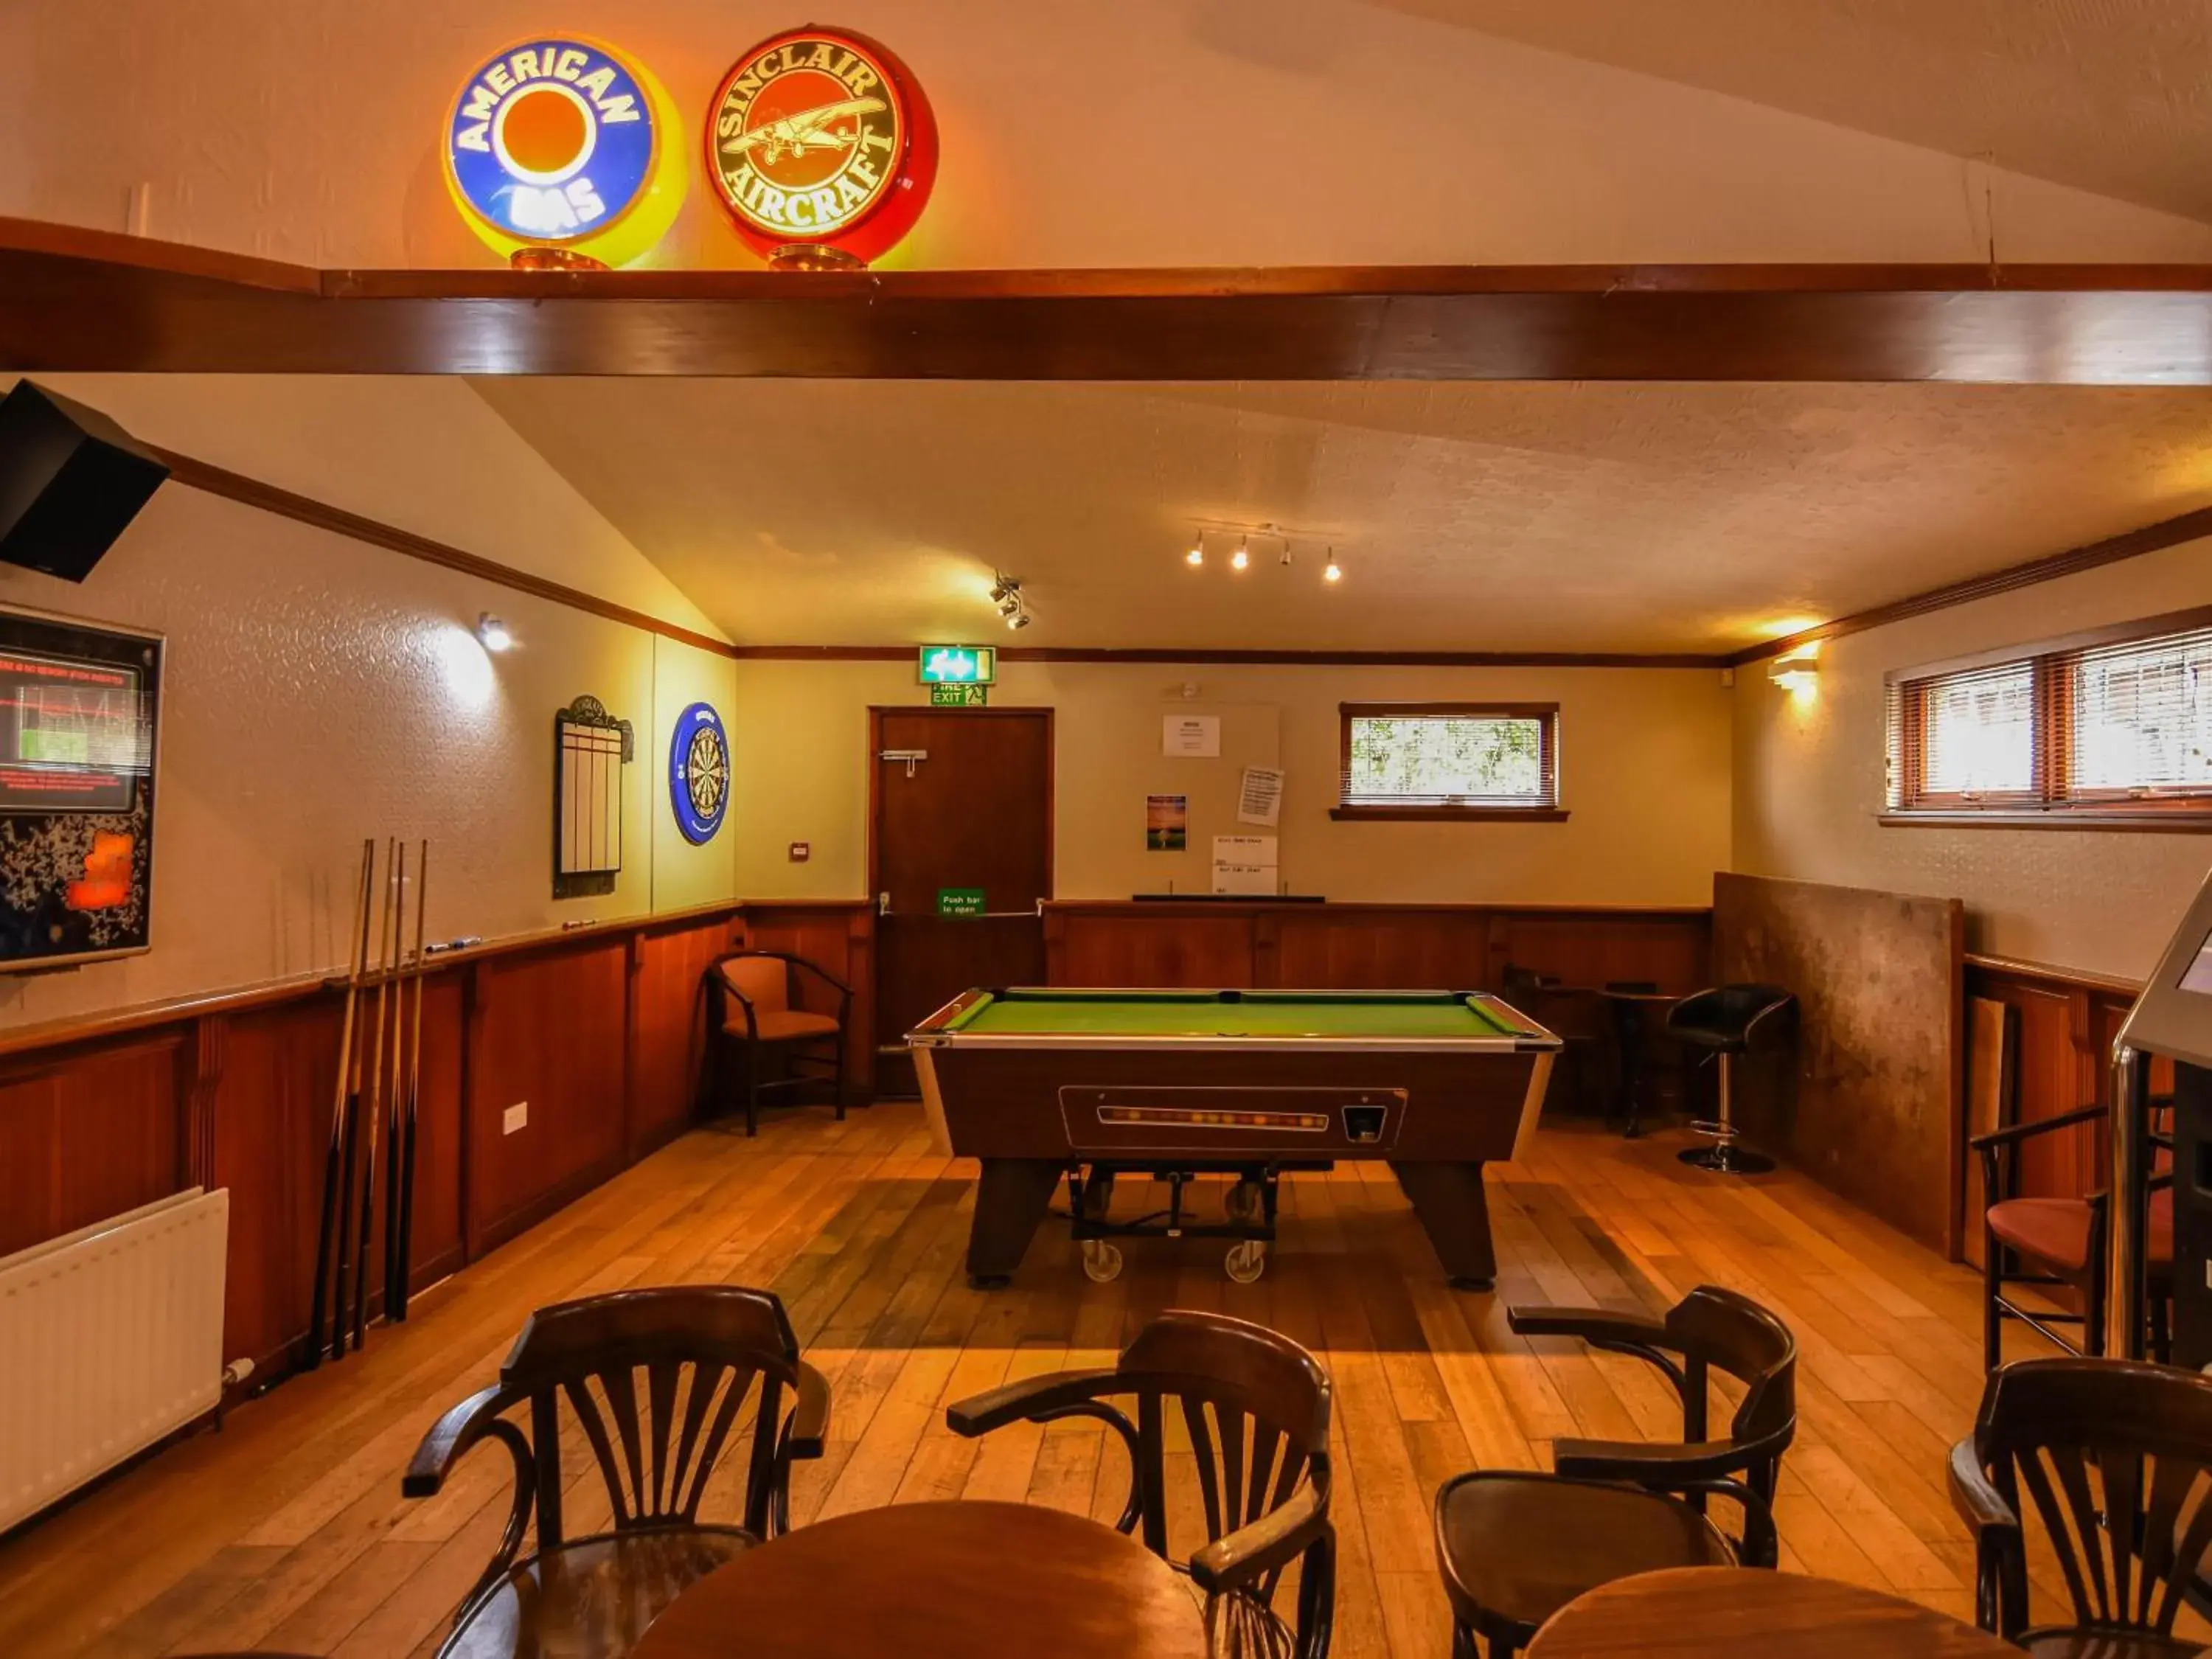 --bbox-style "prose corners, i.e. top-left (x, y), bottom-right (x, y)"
top-left (1224, 1239), bottom-right (1267, 1284)
top-left (1224, 1179), bottom-right (1264, 1226)
top-left (1082, 1239), bottom-right (1124, 1283)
